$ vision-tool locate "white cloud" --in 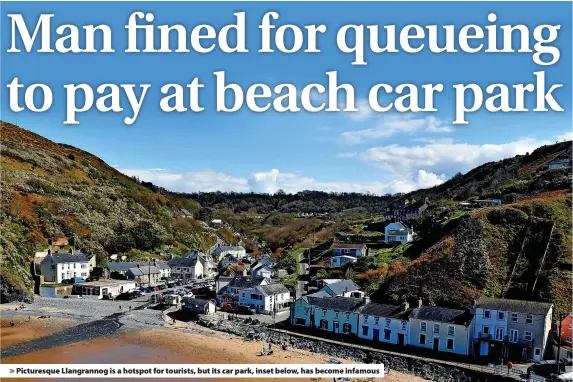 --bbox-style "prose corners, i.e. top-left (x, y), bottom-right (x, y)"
top-left (557, 131), bottom-right (573, 141)
top-left (117, 167), bottom-right (446, 195)
top-left (341, 115), bottom-right (453, 144)
top-left (358, 137), bottom-right (551, 176)
top-left (345, 99), bottom-right (375, 121)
